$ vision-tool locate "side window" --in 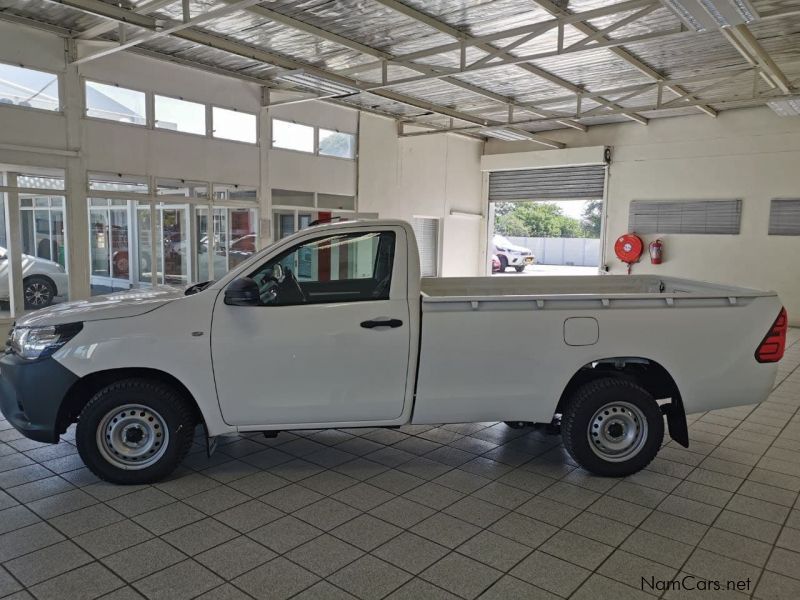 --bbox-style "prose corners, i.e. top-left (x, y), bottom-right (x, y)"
top-left (250, 231), bottom-right (395, 306)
